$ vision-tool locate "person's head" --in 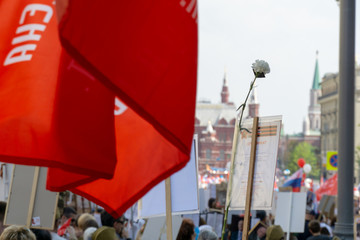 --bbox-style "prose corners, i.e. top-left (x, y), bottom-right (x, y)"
top-left (198, 229), bottom-right (218, 240)
top-left (113, 216), bottom-right (127, 236)
top-left (91, 226), bottom-right (116, 240)
top-left (60, 207), bottom-right (77, 226)
top-left (176, 218), bottom-right (196, 240)
top-left (199, 217), bottom-right (206, 226)
top-left (305, 206), bottom-right (316, 221)
top-left (265, 225), bottom-right (284, 240)
top-left (62, 207), bottom-right (77, 219)
top-left (330, 216), bottom-right (337, 227)
top-left (320, 227), bottom-right (330, 236)
top-left (230, 215), bottom-right (243, 232)
top-left (238, 219), bottom-right (244, 232)
top-left (256, 226), bottom-right (267, 238)
top-left (256, 210), bottom-right (267, 223)
top-left (82, 219), bottom-right (99, 232)
top-left (78, 213), bottom-right (96, 231)
top-left (100, 211), bottom-right (115, 227)
top-left (208, 198), bottom-right (216, 209)
top-left (0, 225), bottom-right (36, 240)
top-left (308, 220), bottom-right (321, 235)
top-left (30, 229), bottom-right (51, 240)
